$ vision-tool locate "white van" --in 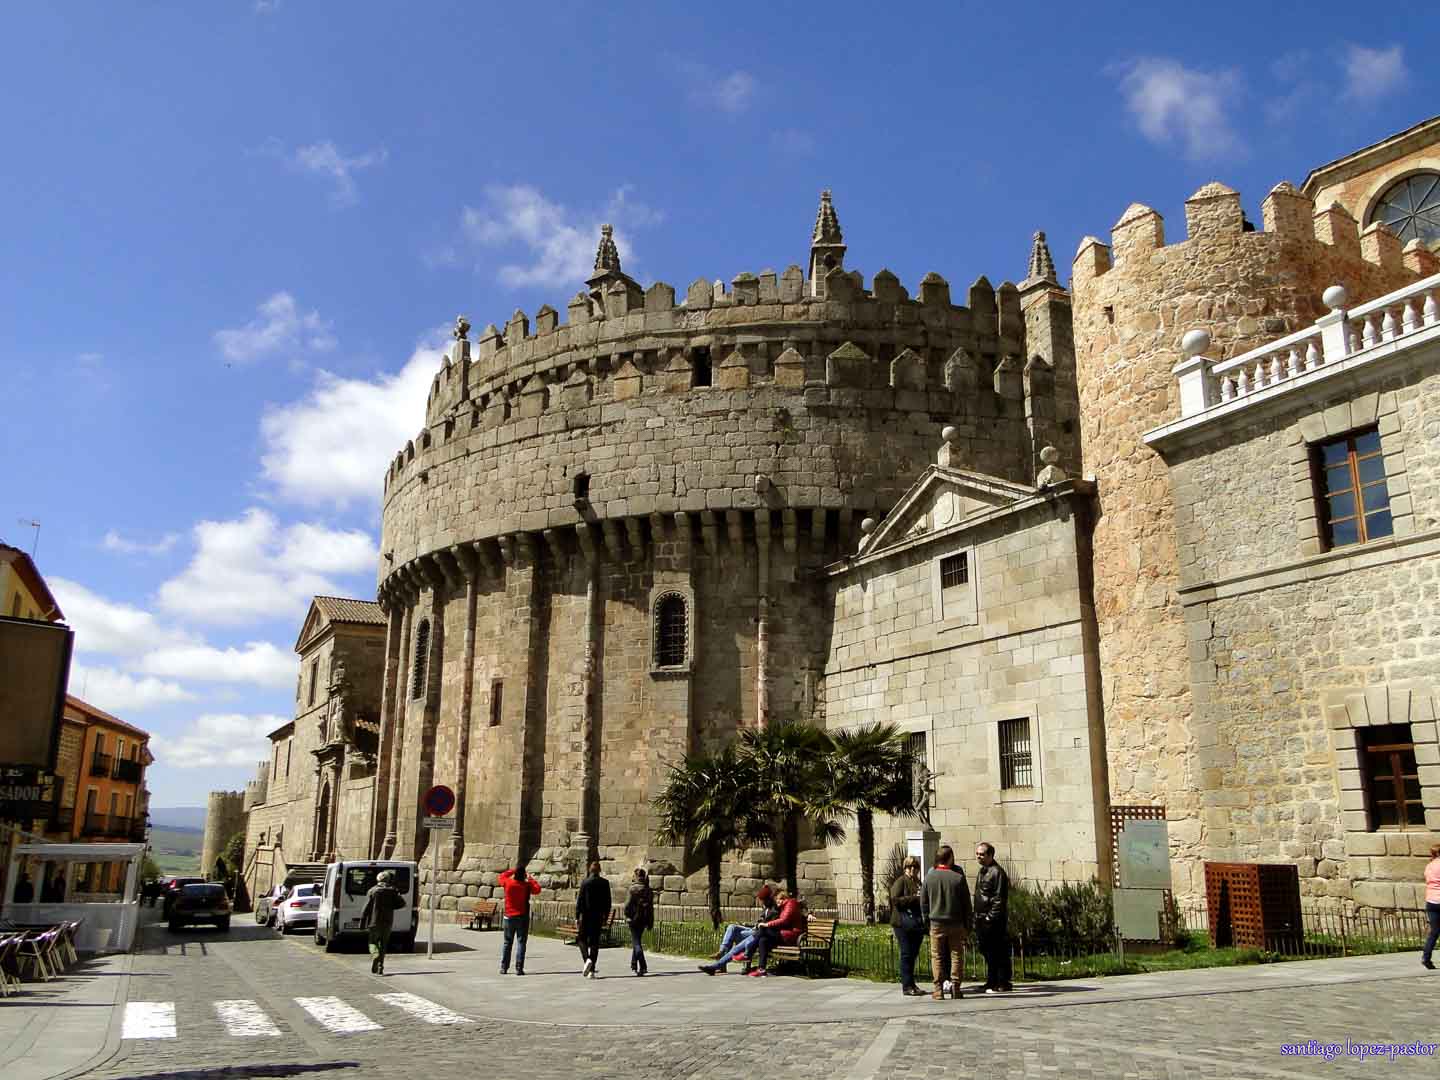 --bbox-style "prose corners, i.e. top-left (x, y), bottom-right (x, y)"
top-left (314, 860), bottom-right (419, 953)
